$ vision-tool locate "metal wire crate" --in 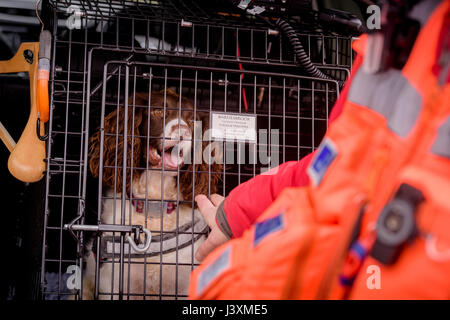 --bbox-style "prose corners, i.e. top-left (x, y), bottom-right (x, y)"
top-left (40, 0), bottom-right (355, 300)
